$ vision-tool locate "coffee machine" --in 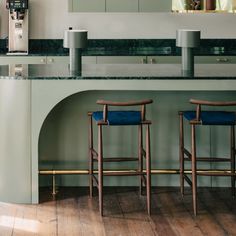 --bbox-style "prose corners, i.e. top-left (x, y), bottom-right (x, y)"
top-left (6, 0), bottom-right (29, 55)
